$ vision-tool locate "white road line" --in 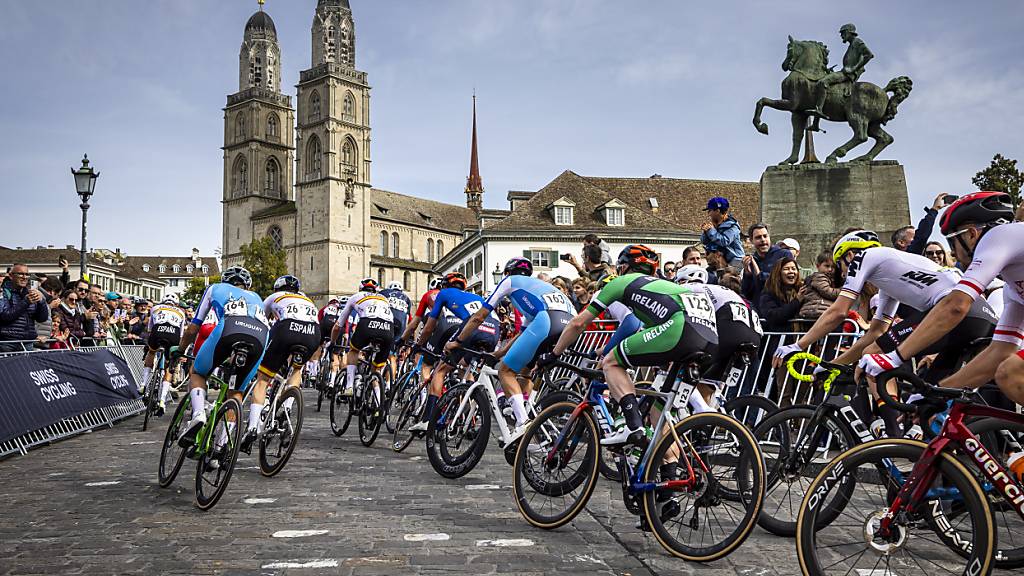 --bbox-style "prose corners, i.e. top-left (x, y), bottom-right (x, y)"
top-left (404, 533), bottom-right (450, 542)
top-left (85, 481), bottom-right (121, 487)
top-left (262, 560), bottom-right (339, 569)
top-left (244, 497), bottom-right (277, 504)
top-left (130, 441), bottom-right (158, 445)
top-left (272, 529), bottom-right (329, 538)
top-left (466, 484), bottom-right (501, 490)
top-left (475, 538), bottom-right (534, 547)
